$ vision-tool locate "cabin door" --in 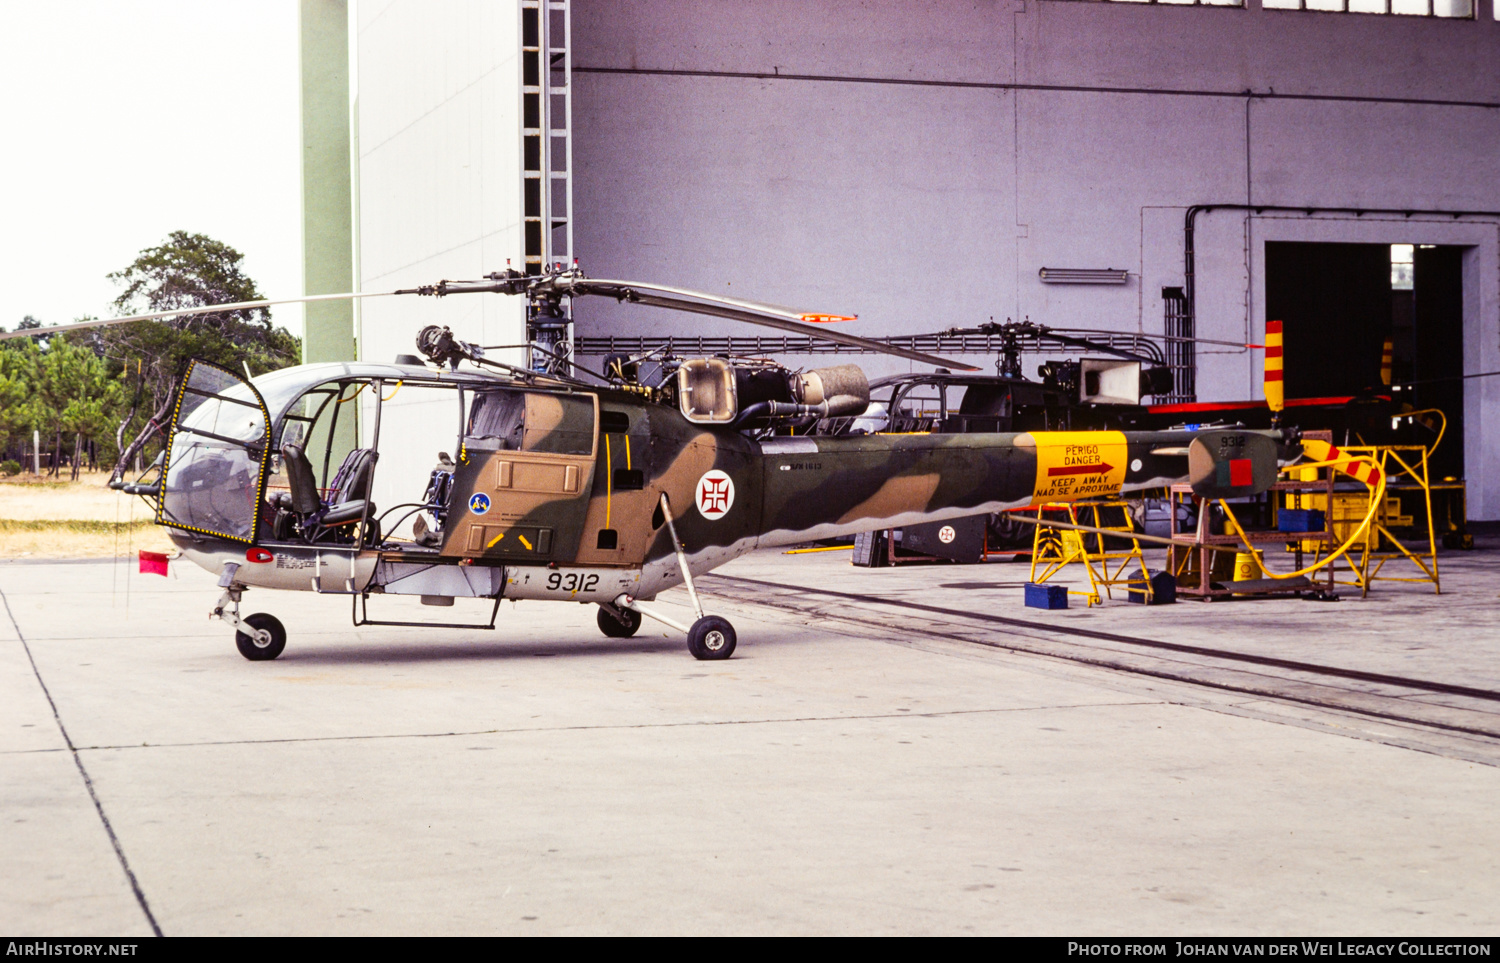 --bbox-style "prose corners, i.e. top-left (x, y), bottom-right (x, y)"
top-left (441, 391), bottom-right (598, 562)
